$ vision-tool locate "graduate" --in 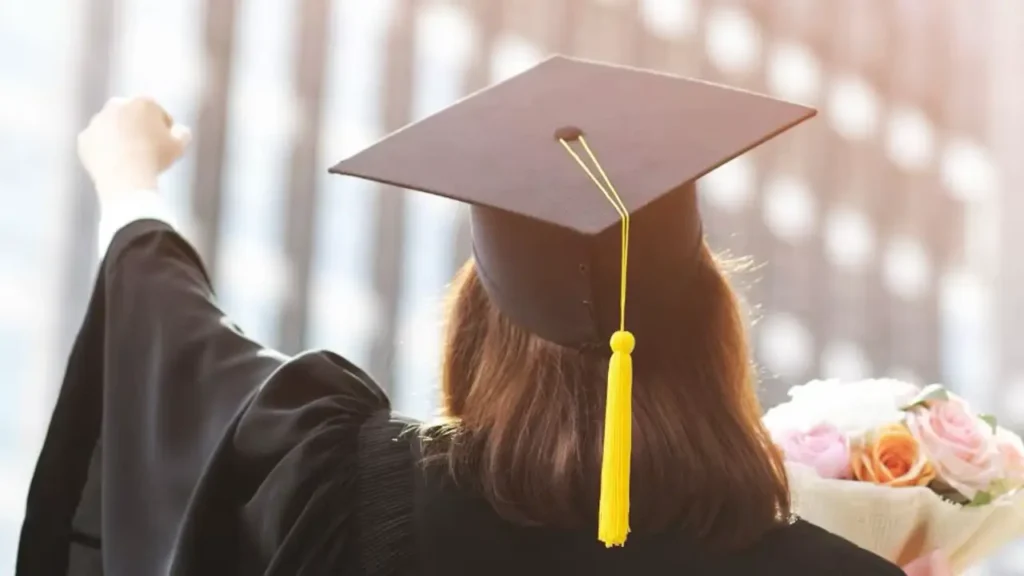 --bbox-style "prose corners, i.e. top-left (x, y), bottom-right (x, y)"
top-left (19, 56), bottom-right (912, 575)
